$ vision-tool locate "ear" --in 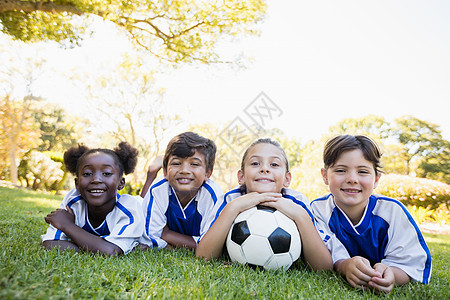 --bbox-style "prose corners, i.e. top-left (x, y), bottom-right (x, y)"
top-left (283, 171), bottom-right (292, 188)
top-left (163, 168), bottom-right (169, 180)
top-left (205, 168), bottom-right (213, 180)
top-left (118, 177), bottom-right (126, 191)
top-left (373, 173), bottom-right (381, 189)
top-left (74, 177), bottom-right (79, 191)
top-left (237, 169), bottom-right (245, 185)
top-left (321, 168), bottom-right (329, 185)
